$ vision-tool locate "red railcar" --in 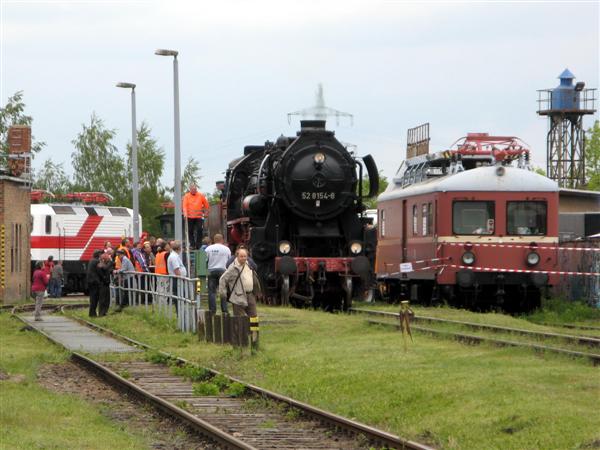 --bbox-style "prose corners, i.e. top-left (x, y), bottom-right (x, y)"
top-left (376, 134), bottom-right (559, 310)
